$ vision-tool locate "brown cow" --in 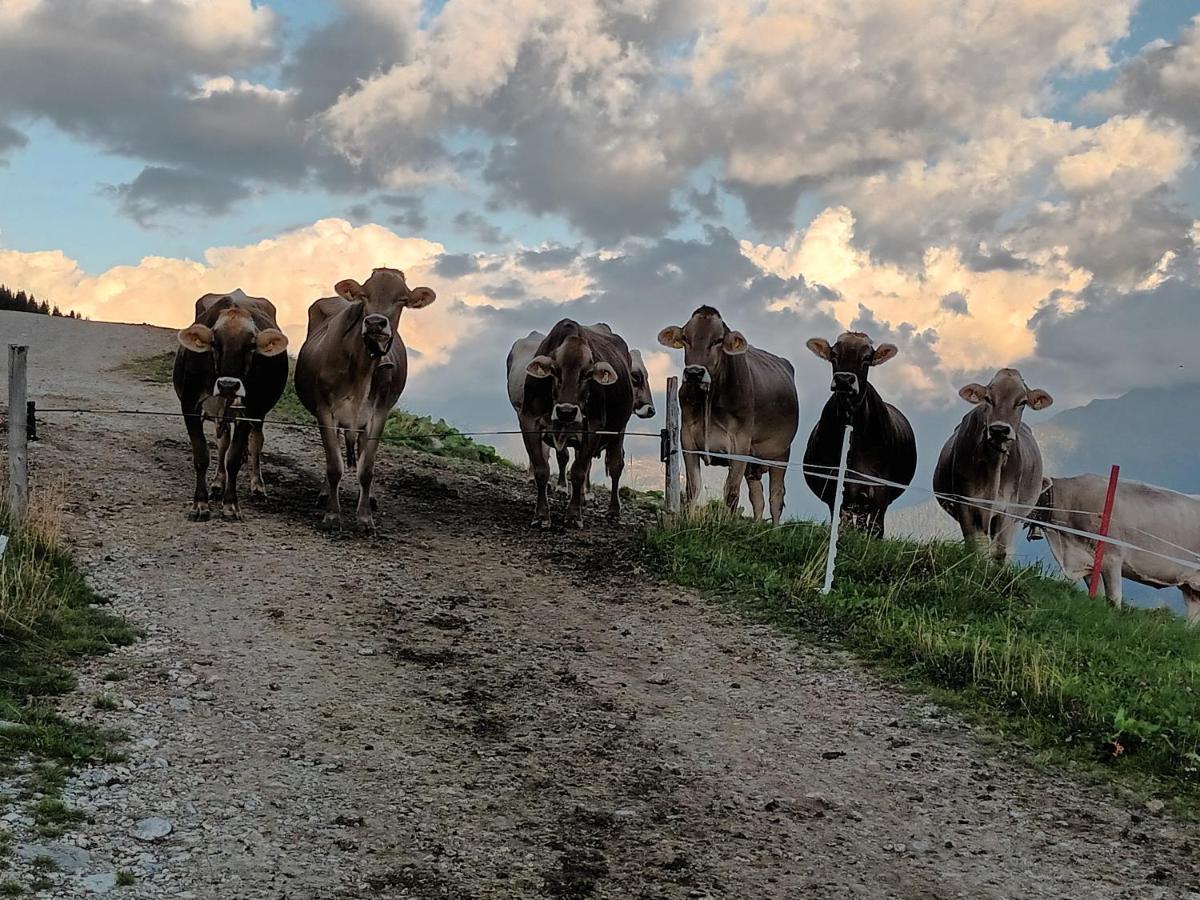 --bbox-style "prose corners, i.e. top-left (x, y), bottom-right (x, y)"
top-left (658, 306), bottom-right (799, 524)
top-left (932, 368), bottom-right (1052, 561)
top-left (294, 268), bottom-right (436, 531)
top-left (173, 289), bottom-right (289, 521)
top-left (510, 319), bottom-right (634, 529)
